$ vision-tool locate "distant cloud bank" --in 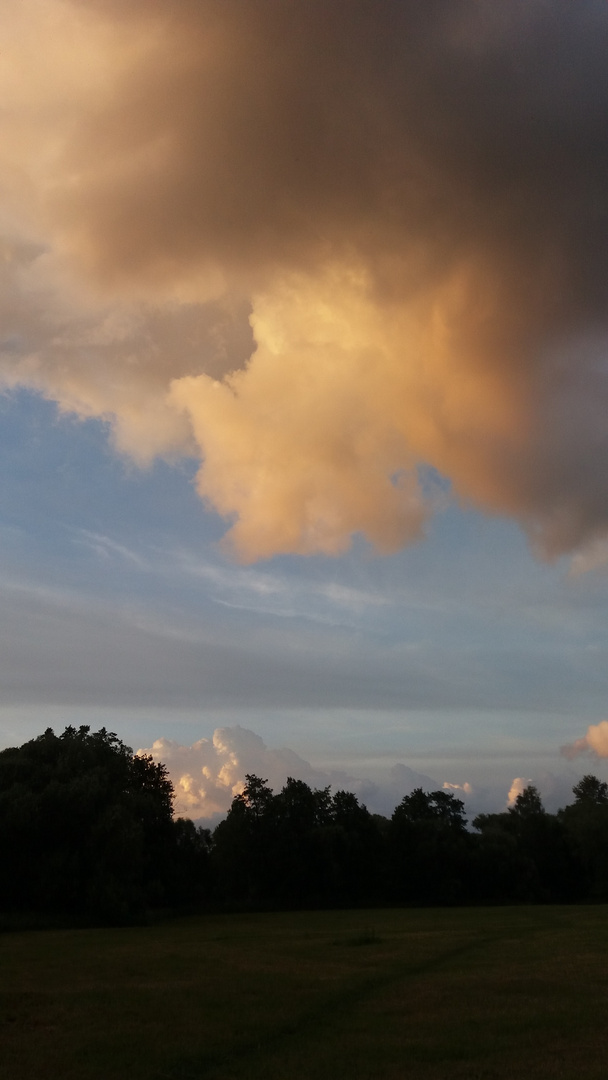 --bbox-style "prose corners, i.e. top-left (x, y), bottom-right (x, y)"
top-left (139, 725), bottom-right (460, 820)
top-left (139, 724), bottom-right (583, 822)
